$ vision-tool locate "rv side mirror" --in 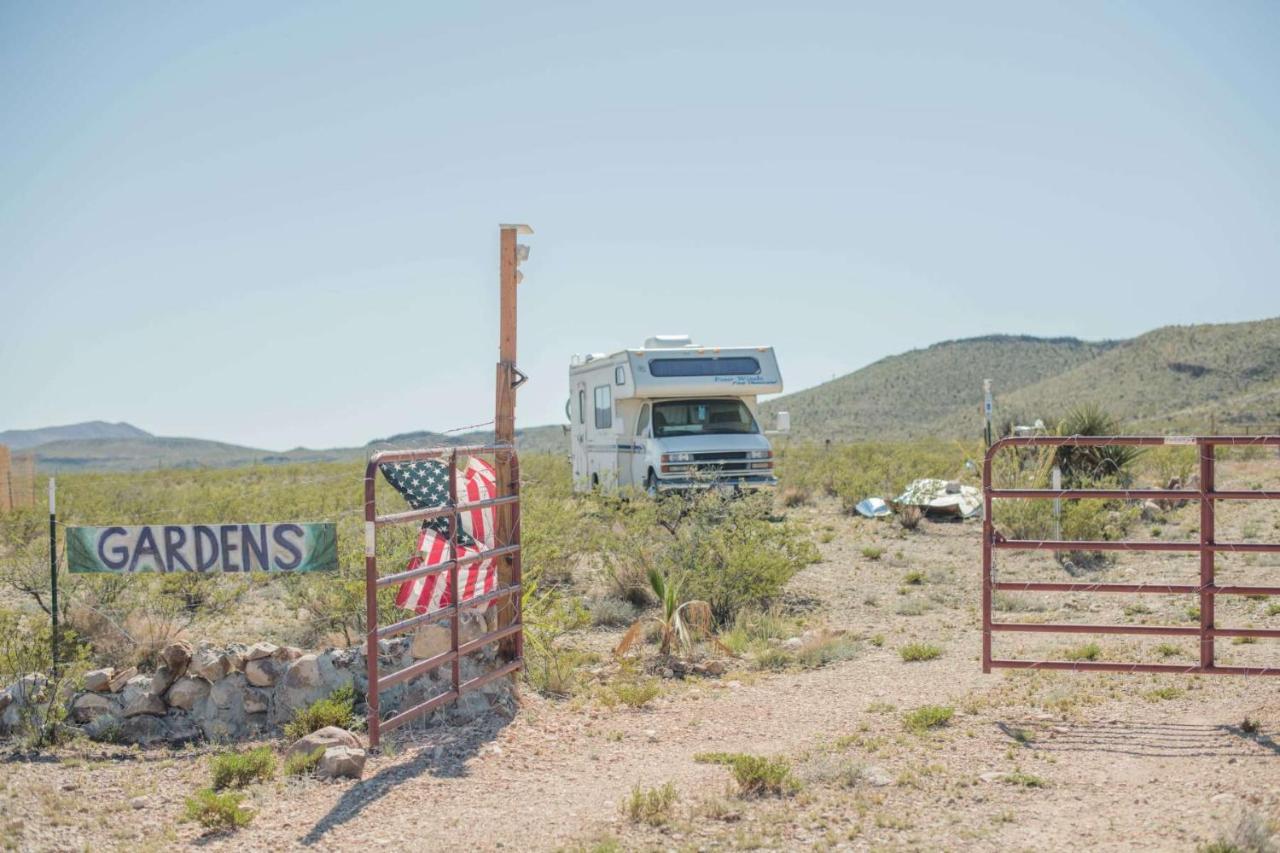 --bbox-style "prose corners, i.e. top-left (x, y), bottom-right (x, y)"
top-left (775, 411), bottom-right (791, 433)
